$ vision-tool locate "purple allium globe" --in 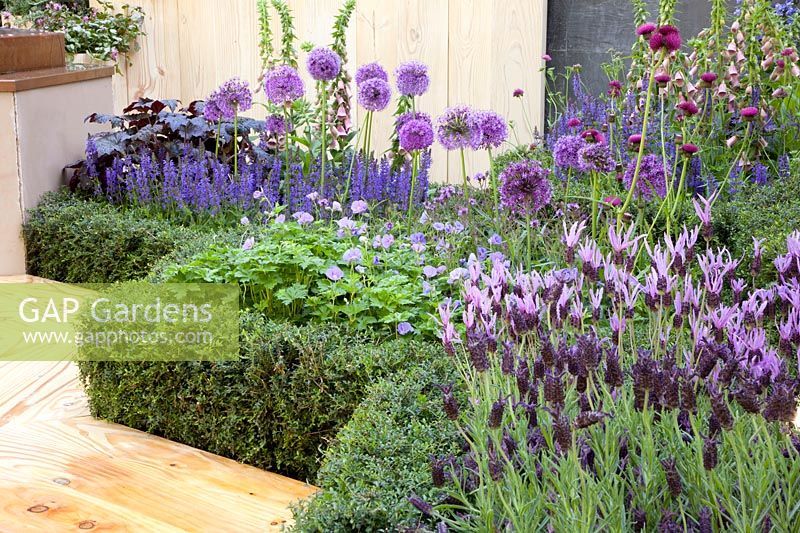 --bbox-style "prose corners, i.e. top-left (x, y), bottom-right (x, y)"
top-left (499, 160), bottom-right (552, 215)
top-left (206, 78), bottom-right (252, 120)
top-left (264, 114), bottom-right (289, 136)
top-left (396, 111), bottom-right (432, 133)
top-left (578, 142), bottom-right (616, 173)
top-left (357, 77), bottom-right (392, 111)
top-left (264, 65), bottom-right (305, 105)
top-left (475, 110), bottom-right (508, 150)
top-left (307, 47), bottom-right (341, 81)
top-left (553, 134), bottom-right (587, 169)
top-left (202, 99), bottom-right (222, 122)
top-left (623, 154), bottom-right (670, 200)
top-left (355, 62), bottom-right (388, 85)
top-left (436, 105), bottom-right (482, 151)
top-left (395, 61), bottom-right (430, 96)
top-left (399, 118), bottom-right (435, 152)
